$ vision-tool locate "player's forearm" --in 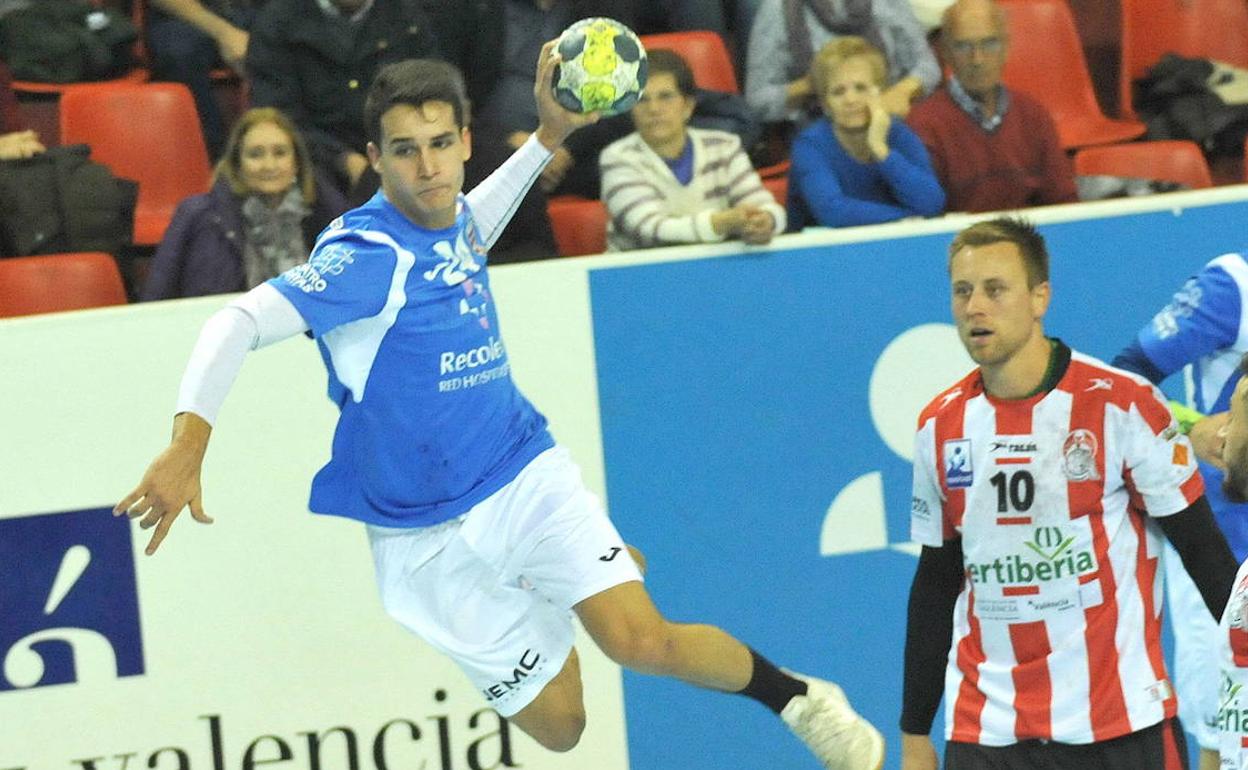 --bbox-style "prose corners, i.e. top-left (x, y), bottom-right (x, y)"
top-left (465, 135), bottom-right (550, 248)
top-left (1110, 339), bottom-right (1167, 385)
top-left (1157, 496), bottom-right (1237, 619)
top-left (176, 284), bottom-right (308, 426)
top-left (900, 540), bottom-right (963, 735)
